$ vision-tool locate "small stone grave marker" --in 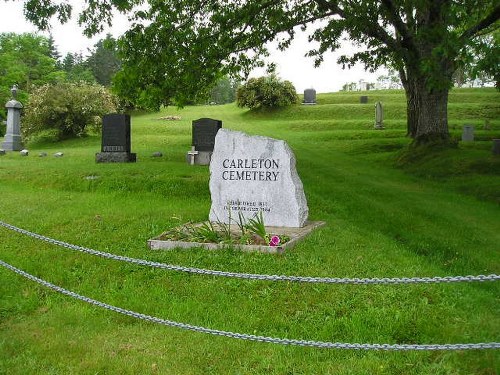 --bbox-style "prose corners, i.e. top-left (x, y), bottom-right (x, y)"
top-left (209, 129), bottom-right (308, 227)
top-left (96, 114), bottom-right (136, 163)
top-left (360, 96), bottom-right (368, 104)
top-left (303, 88), bottom-right (317, 105)
top-left (187, 146), bottom-right (199, 165)
top-left (186, 118), bottom-right (222, 165)
top-left (20, 149), bottom-right (28, 156)
top-left (462, 125), bottom-right (474, 142)
top-left (374, 101), bottom-right (384, 129)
